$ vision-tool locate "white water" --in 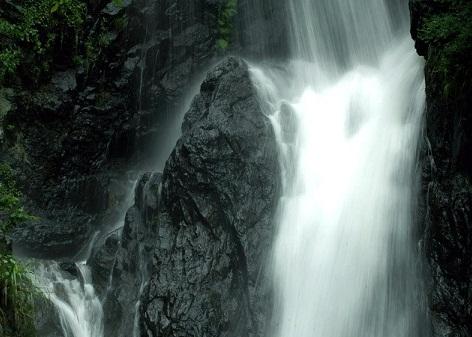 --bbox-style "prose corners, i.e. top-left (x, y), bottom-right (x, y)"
top-left (251, 0), bottom-right (429, 337)
top-left (35, 262), bottom-right (103, 337)
top-left (32, 0), bottom-right (429, 336)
